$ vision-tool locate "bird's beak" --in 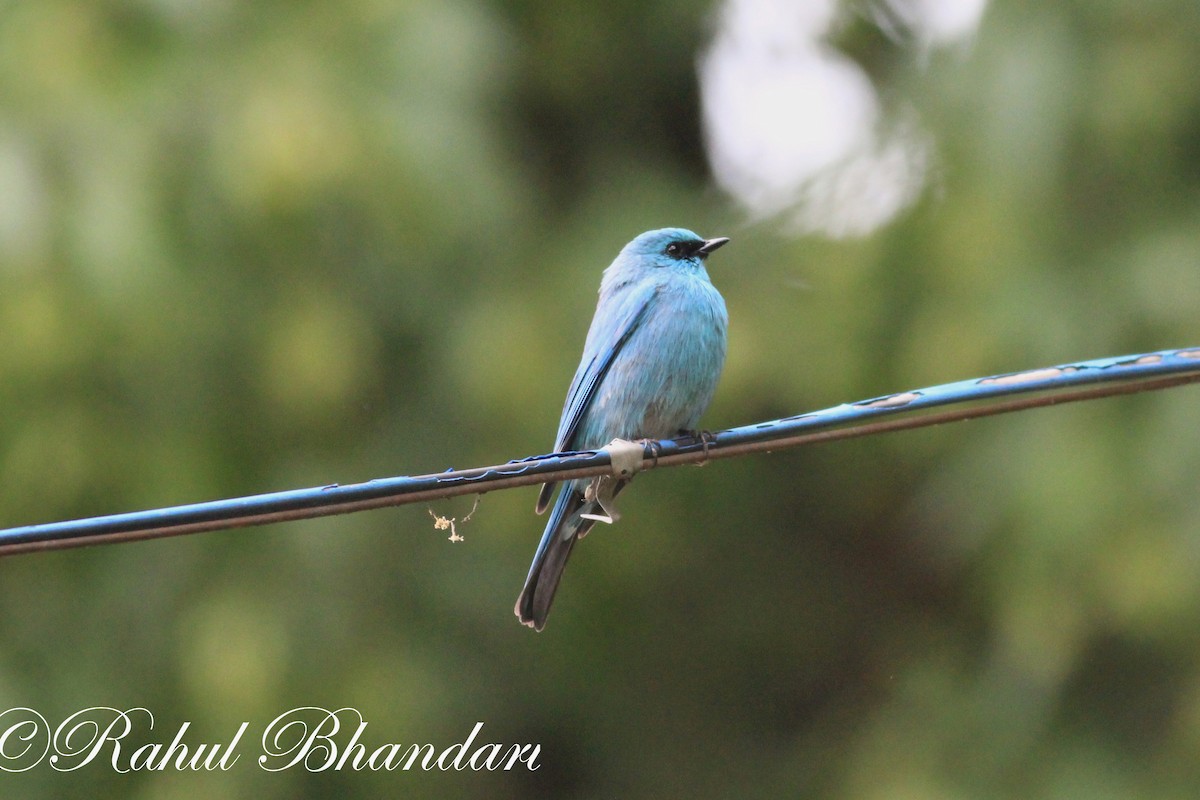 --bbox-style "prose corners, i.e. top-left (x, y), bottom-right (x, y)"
top-left (697, 237), bottom-right (730, 257)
